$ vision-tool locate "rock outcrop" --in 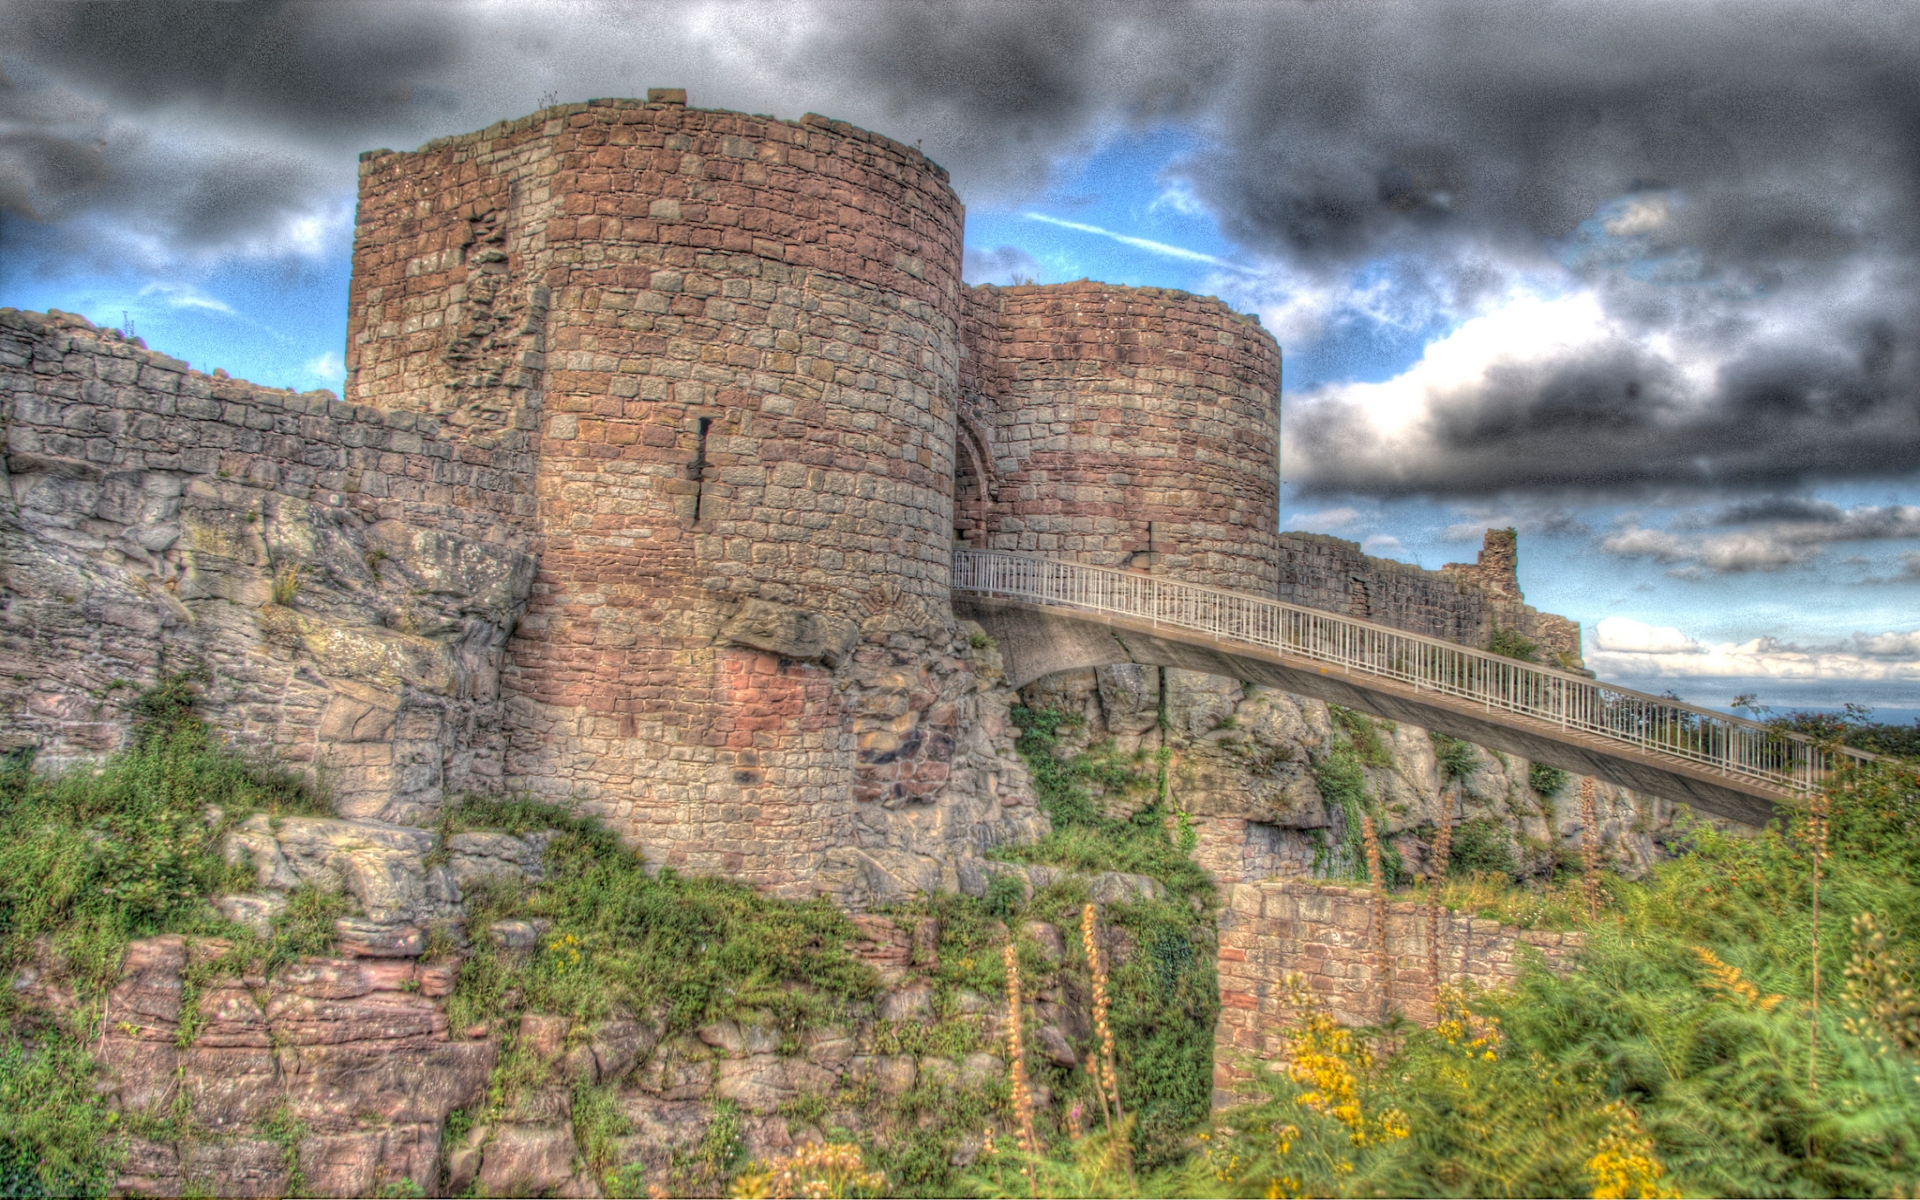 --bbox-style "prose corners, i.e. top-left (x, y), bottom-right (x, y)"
top-left (1021, 665), bottom-right (1722, 892)
top-left (15, 905), bottom-right (1124, 1197)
